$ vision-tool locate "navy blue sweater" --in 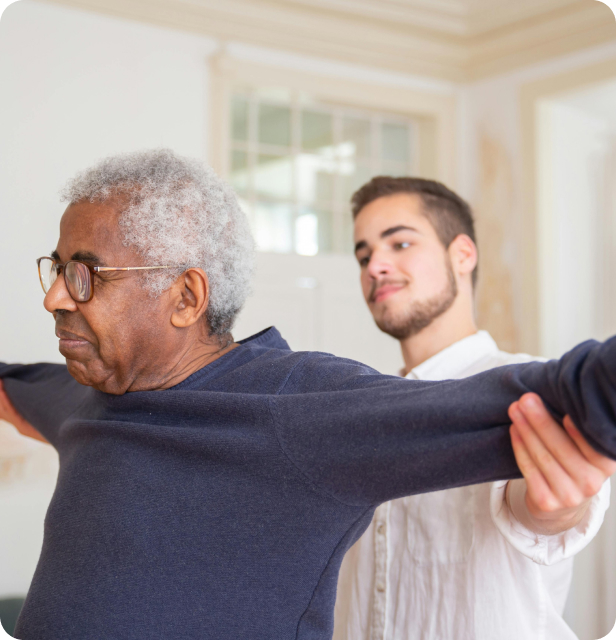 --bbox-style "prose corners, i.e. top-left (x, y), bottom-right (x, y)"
top-left (2, 327), bottom-right (616, 640)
